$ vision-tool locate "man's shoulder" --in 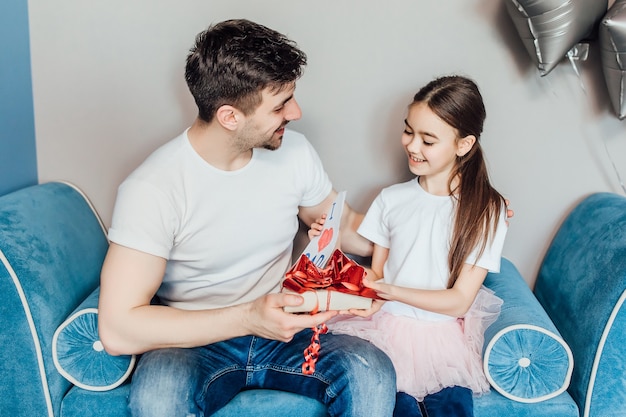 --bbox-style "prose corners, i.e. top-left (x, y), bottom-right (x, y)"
top-left (256, 128), bottom-right (314, 161)
top-left (144, 131), bottom-right (189, 163)
top-left (126, 131), bottom-right (189, 180)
